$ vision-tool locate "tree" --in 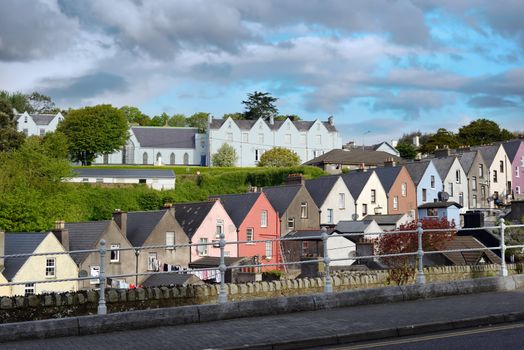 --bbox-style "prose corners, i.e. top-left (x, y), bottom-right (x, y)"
top-left (222, 112), bottom-right (245, 120)
top-left (376, 218), bottom-right (456, 285)
top-left (258, 147), bottom-right (301, 167)
top-left (395, 142), bottom-right (417, 159)
top-left (149, 112), bottom-right (170, 126)
top-left (119, 106), bottom-right (150, 126)
top-left (275, 114), bottom-right (301, 121)
top-left (27, 92), bottom-right (58, 113)
top-left (187, 112), bottom-right (210, 132)
top-left (419, 128), bottom-right (461, 154)
top-left (41, 131), bottom-right (70, 159)
top-left (168, 113), bottom-right (187, 127)
top-left (242, 91), bottom-right (278, 121)
top-left (0, 97), bottom-right (25, 152)
top-left (212, 143), bottom-right (237, 167)
top-left (458, 118), bottom-right (513, 146)
top-left (57, 105), bottom-right (129, 165)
